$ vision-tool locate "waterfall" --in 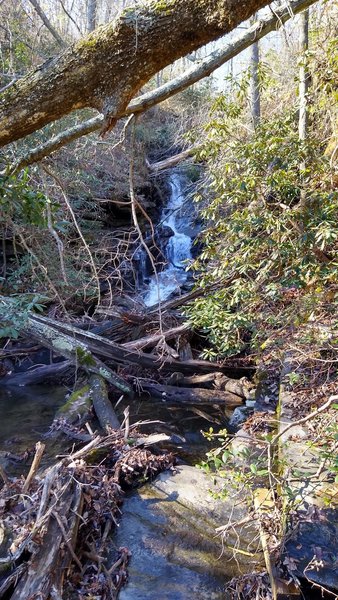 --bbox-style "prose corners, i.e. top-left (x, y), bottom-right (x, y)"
top-left (143, 172), bottom-right (192, 307)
